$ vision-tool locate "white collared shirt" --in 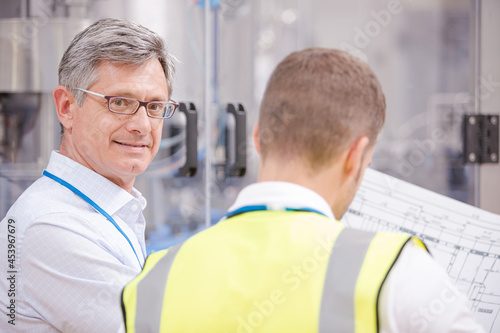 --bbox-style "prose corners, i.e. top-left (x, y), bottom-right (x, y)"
top-left (0, 151), bottom-right (147, 333)
top-left (227, 181), bottom-right (486, 333)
